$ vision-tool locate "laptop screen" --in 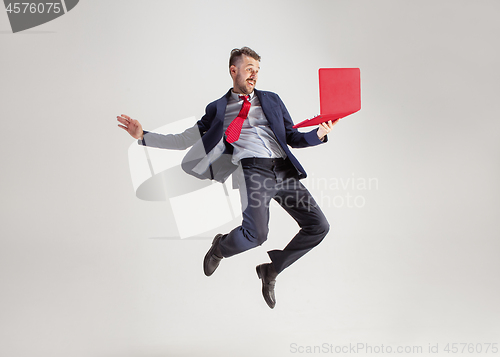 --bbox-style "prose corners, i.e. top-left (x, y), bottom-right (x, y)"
top-left (319, 68), bottom-right (361, 116)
